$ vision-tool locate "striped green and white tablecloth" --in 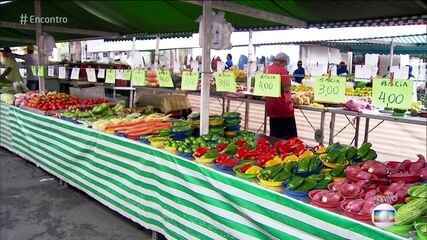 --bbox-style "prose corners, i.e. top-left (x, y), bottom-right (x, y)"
top-left (0, 103), bottom-right (406, 240)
